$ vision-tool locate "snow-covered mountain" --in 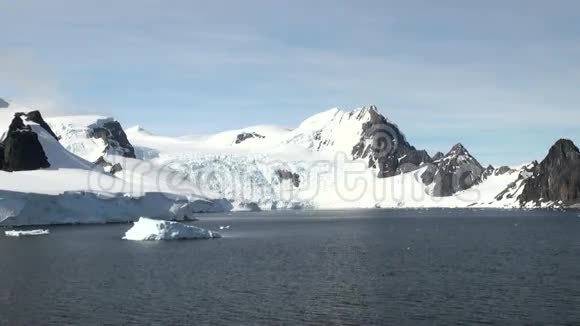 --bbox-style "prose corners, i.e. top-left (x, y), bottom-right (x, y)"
top-left (2, 99), bottom-right (578, 226)
top-left (0, 100), bottom-right (230, 226)
top-left (118, 105), bottom-right (526, 210)
top-left (421, 143), bottom-right (485, 197)
top-left (518, 139), bottom-right (580, 208)
top-left (47, 115), bottom-right (136, 162)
